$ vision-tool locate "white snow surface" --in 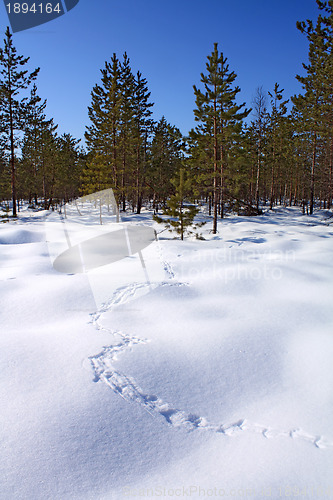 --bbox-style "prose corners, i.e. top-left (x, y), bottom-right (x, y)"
top-left (1, 206), bottom-right (333, 499)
